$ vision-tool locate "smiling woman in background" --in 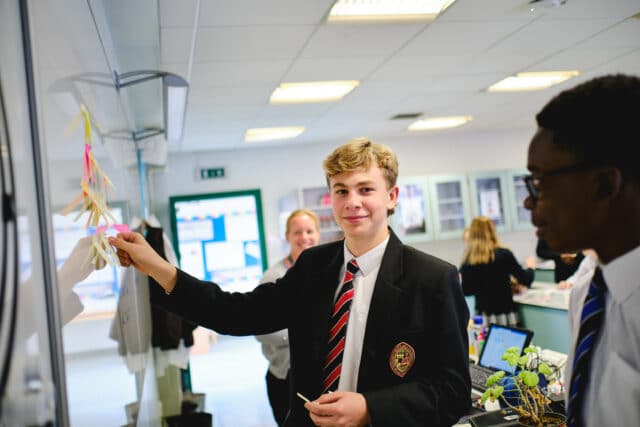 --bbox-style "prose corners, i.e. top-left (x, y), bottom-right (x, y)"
top-left (460, 216), bottom-right (536, 327)
top-left (255, 209), bottom-right (320, 426)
